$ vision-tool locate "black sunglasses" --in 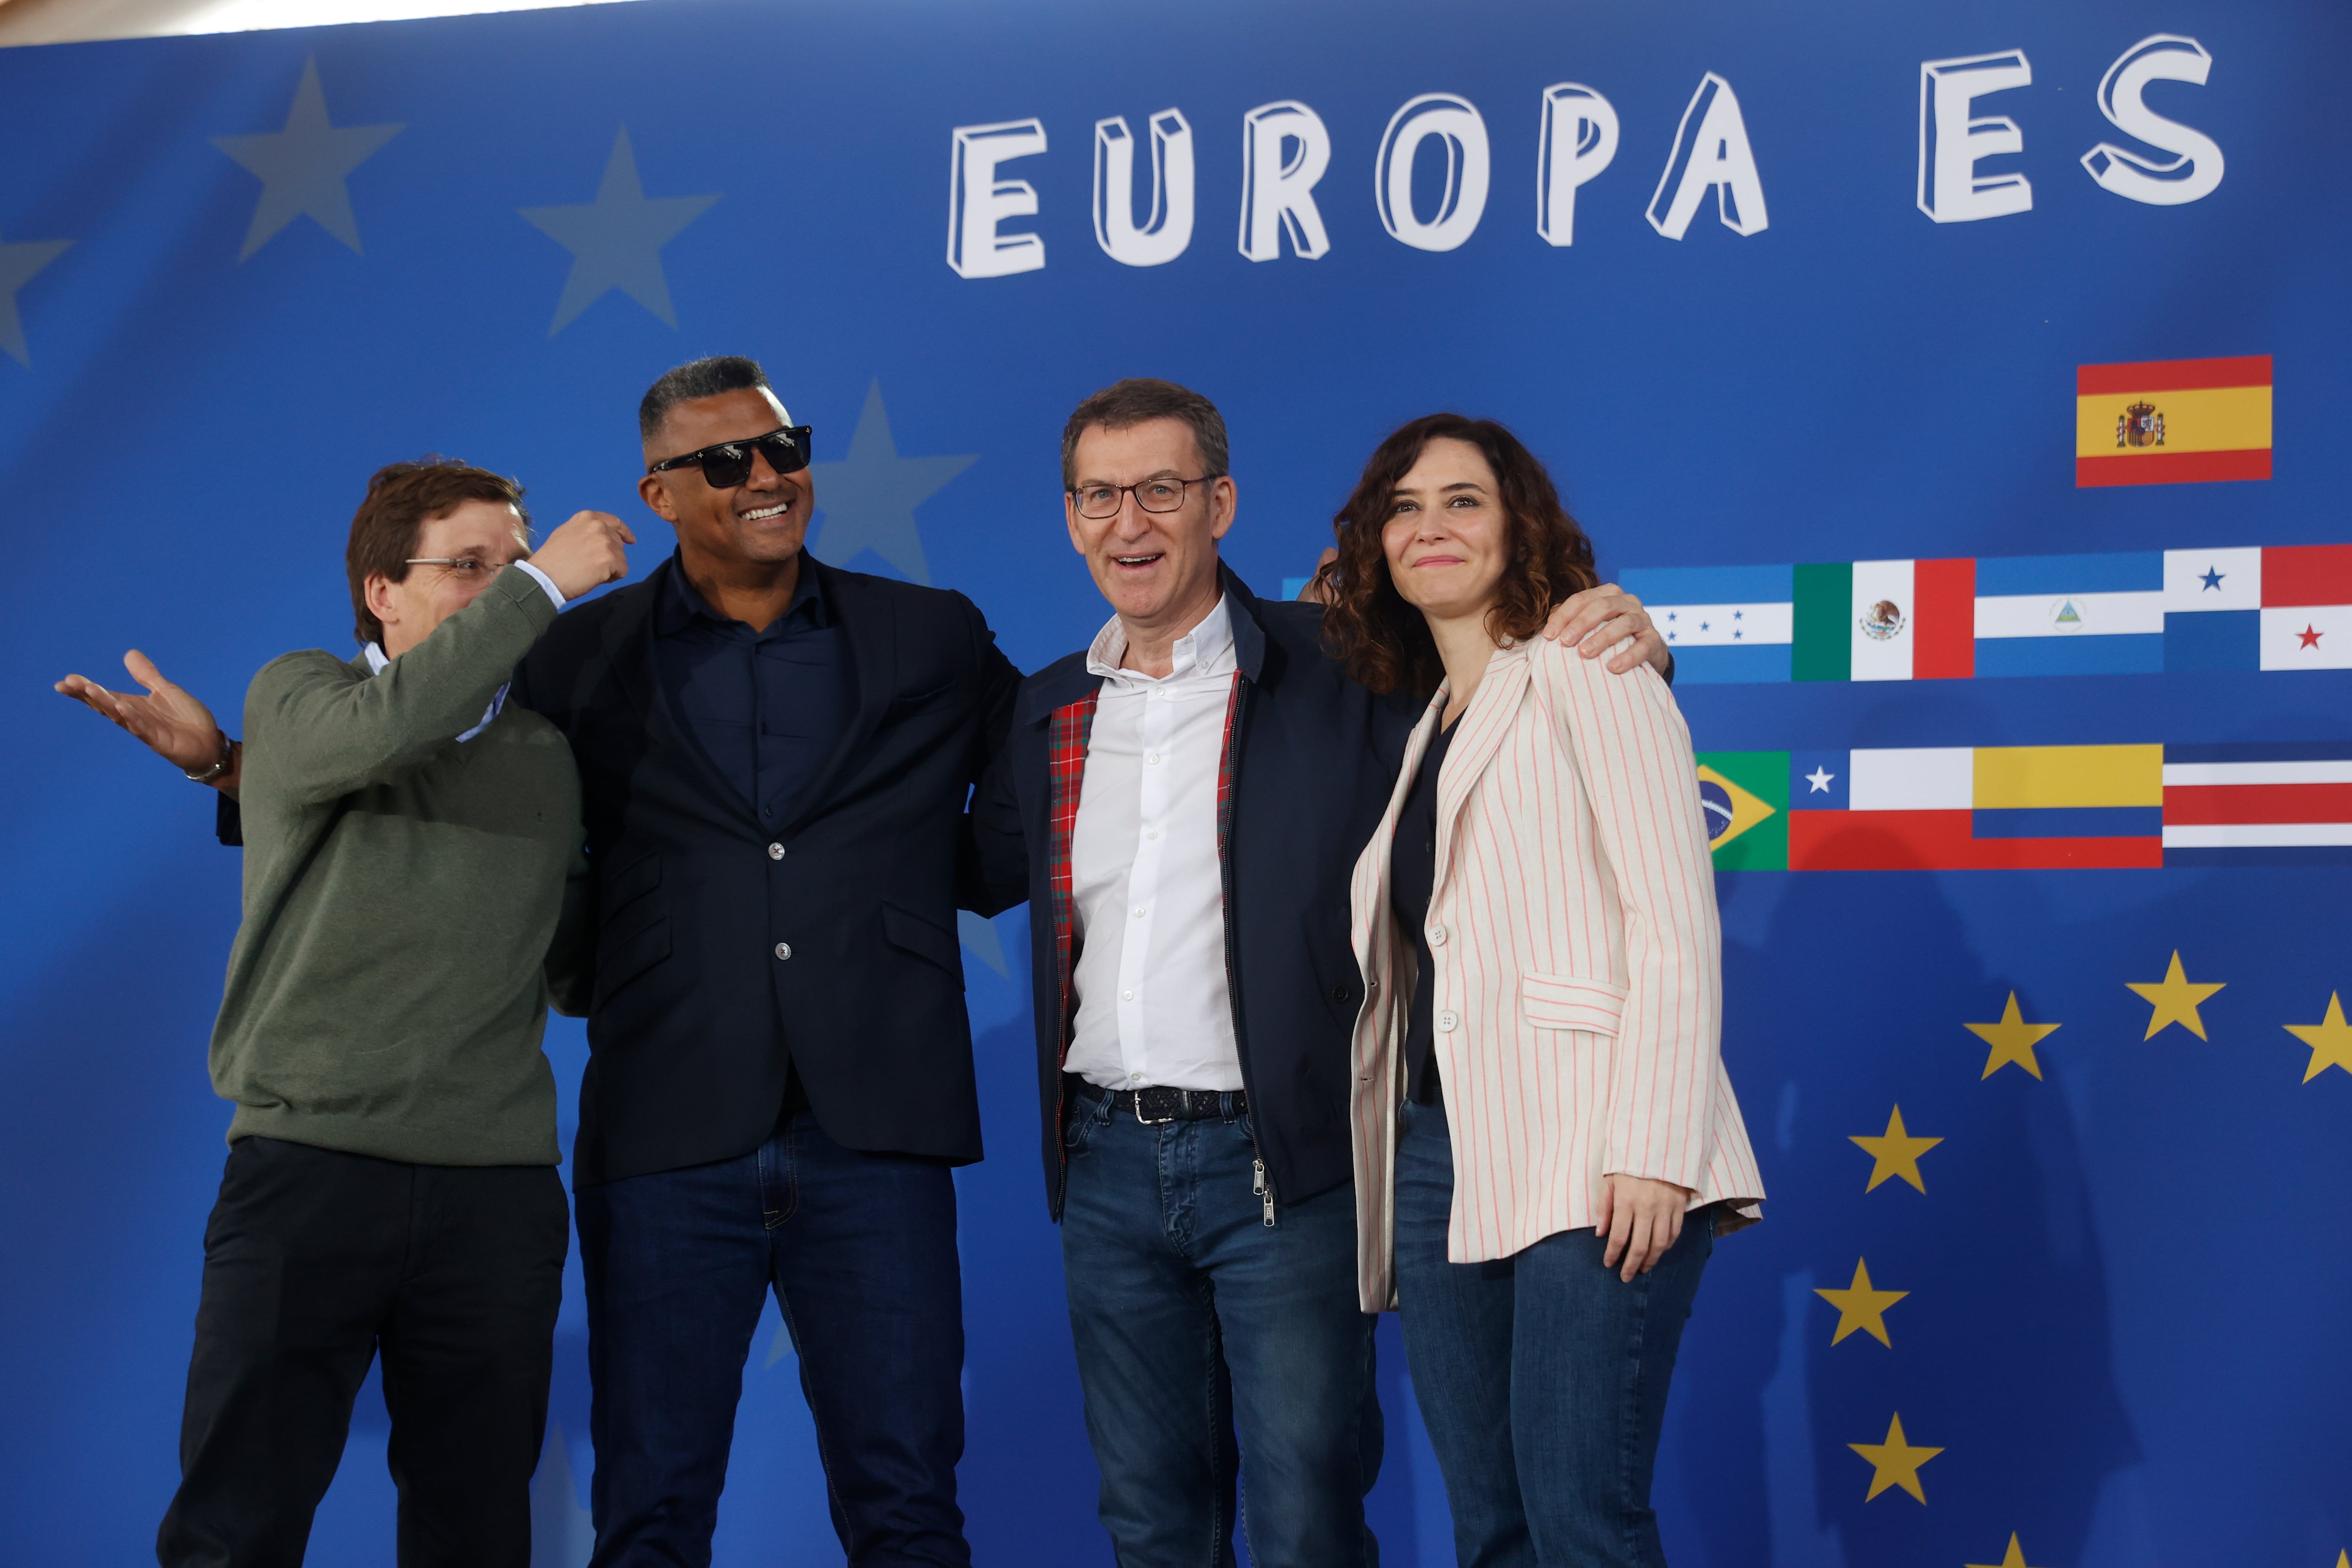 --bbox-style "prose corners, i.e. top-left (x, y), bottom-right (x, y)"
top-left (646, 426), bottom-right (814, 489)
